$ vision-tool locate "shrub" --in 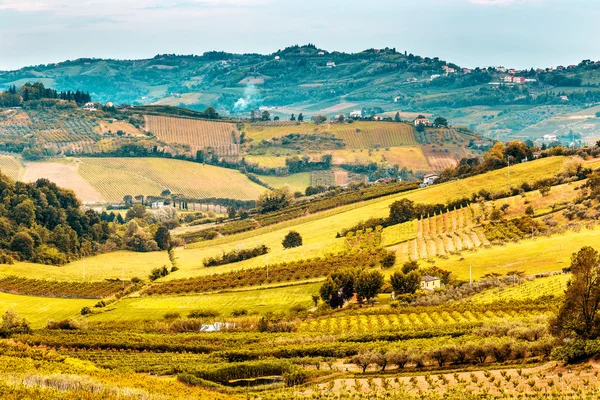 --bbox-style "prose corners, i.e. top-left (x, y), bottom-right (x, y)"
top-left (164, 312), bottom-right (181, 320)
top-left (80, 307), bottom-right (91, 316)
top-left (283, 369), bottom-right (309, 387)
top-left (231, 309), bottom-right (248, 317)
top-left (188, 309), bottom-right (220, 319)
top-left (47, 318), bottom-right (87, 330)
top-left (282, 231), bottom-right (303, 249)
top-left (0, 310), bottom-right (31, 337)
top-left (149, 265), bottom-right (170, 281)
top-left (203, 245), bottom-right (269, 267)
